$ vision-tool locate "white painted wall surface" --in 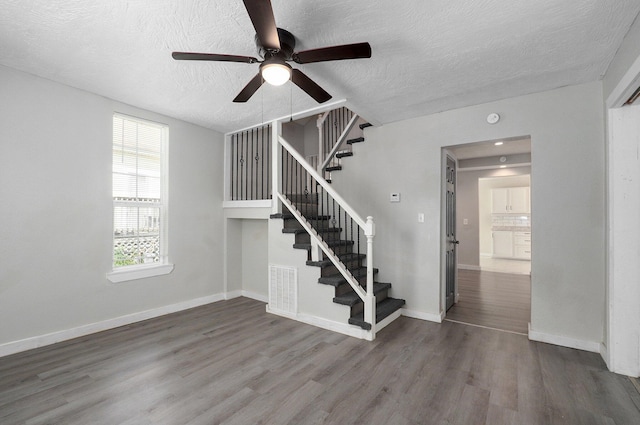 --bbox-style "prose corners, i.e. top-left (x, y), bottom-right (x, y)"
top-left (332, 82), bottom-right (605, 349)
top-left (0, 65), bottom-right (224, 348)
